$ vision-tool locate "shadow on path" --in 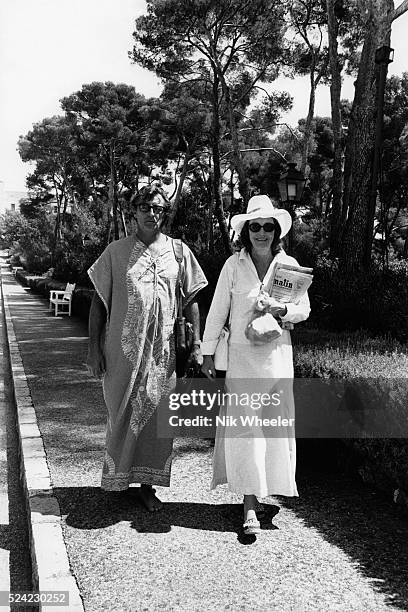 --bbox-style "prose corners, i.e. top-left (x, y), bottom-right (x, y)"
top-left (55, 486), bottom-right (280, 546)
top-left (280, 466), bottom-right (408, 610)
top-left (53, 475), bottom-right (408, 607)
